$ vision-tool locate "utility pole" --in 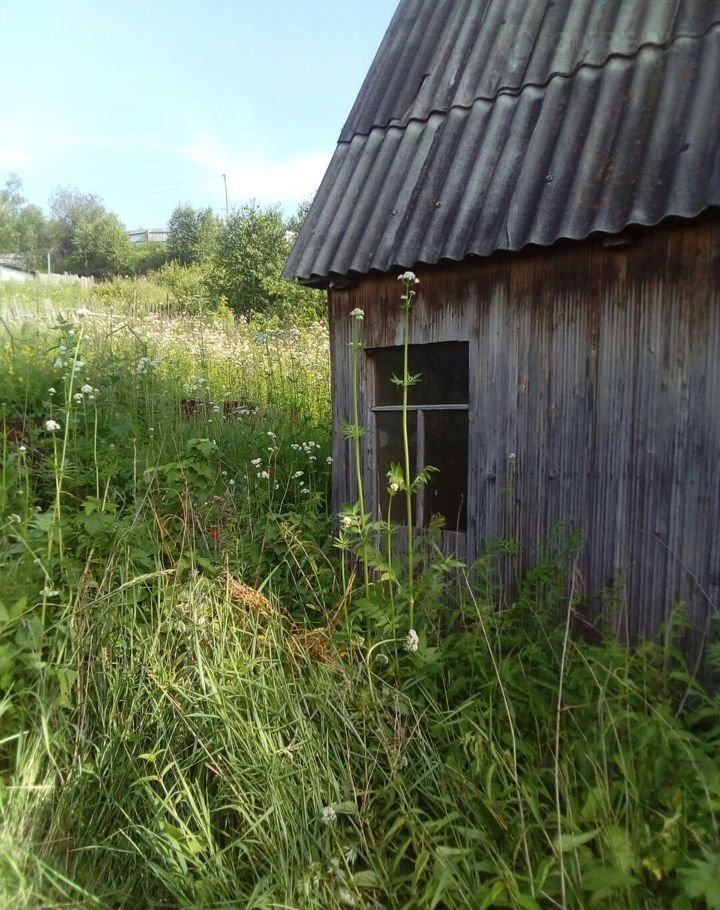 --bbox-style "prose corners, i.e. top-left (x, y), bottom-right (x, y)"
top-left (222, 173), bottom-right (229, 220)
